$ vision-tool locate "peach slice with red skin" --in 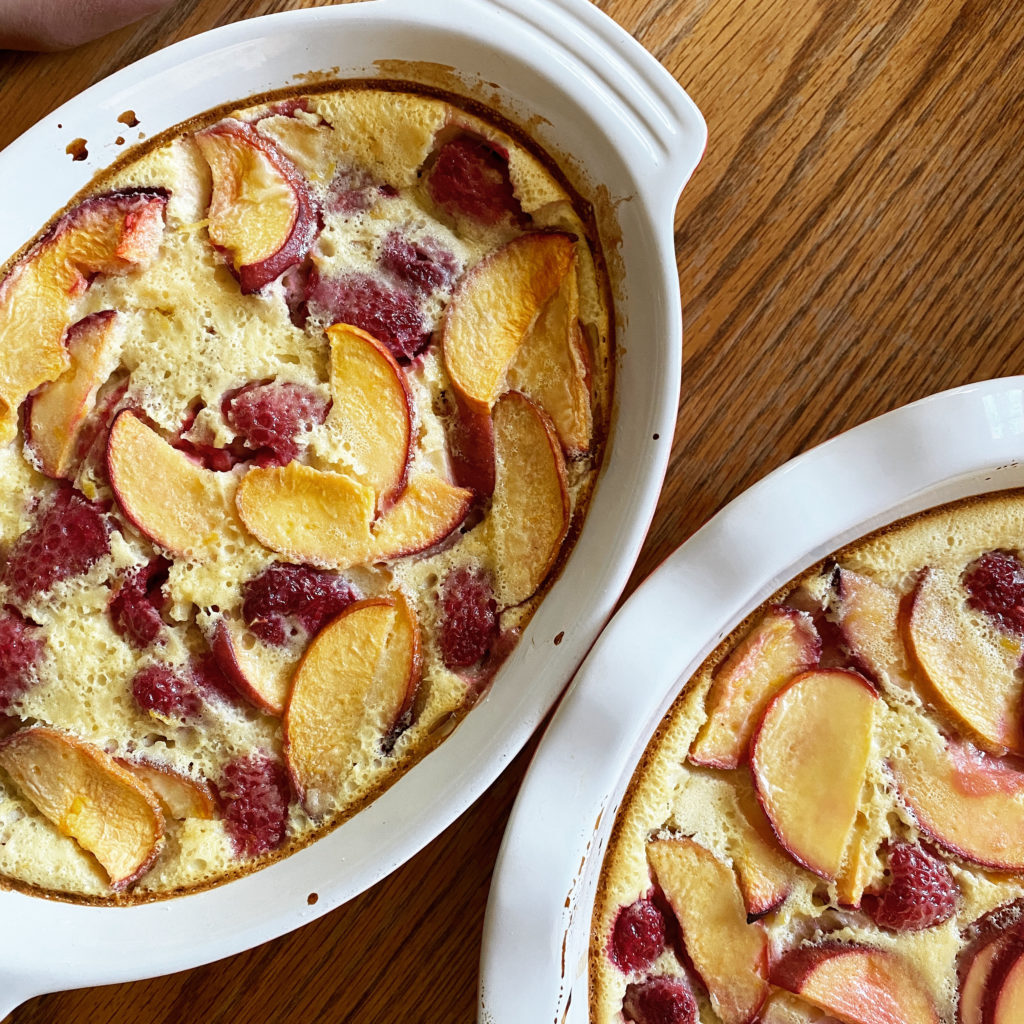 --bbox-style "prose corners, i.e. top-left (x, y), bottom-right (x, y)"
top-left (731, 780), bottom-right (794, 917)
top-left (284, 595), bottom-right (421, 818)
top-left (900, 567), bottom-right (1024, 754)
top-left (889, 731), bottom-right (1024, 870)
top-left (770, 943), bottom-right (940, 1024)
top-left (323, 323), bottom-right (413, 509)
top-left (833, 568), bottom-right (912, 688)
top-left (442, 231), bottom-right (575, 416)
top-left (194, 118), bottom-right (319, 293)
top-left (957, 900), bottom-right (1024, 1024)
top-left (235, 462), bottom-right (472, 569)
top-left (0, 188), bottom-right (167, 443)
top-left (120, 758), bottom-right (215, 820)
top-left (689, 606), bottom-right (821, 770)
top-left (749, 669), bottom-right (876, 879)
top-left (0, 727), bottom-right (164, 889)
top-left (211, 618), bottom-right (296, 716)
top-left (505, 259), bottom-right (593, 455)
top-left (485, 390), bottom-right (570, 608)
top-left (26, 310), bottom-right (121, 478)
top-left (647, 836), bottom-right (769, 1024)
top-left (107, 410), bottom-right (243, 559)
